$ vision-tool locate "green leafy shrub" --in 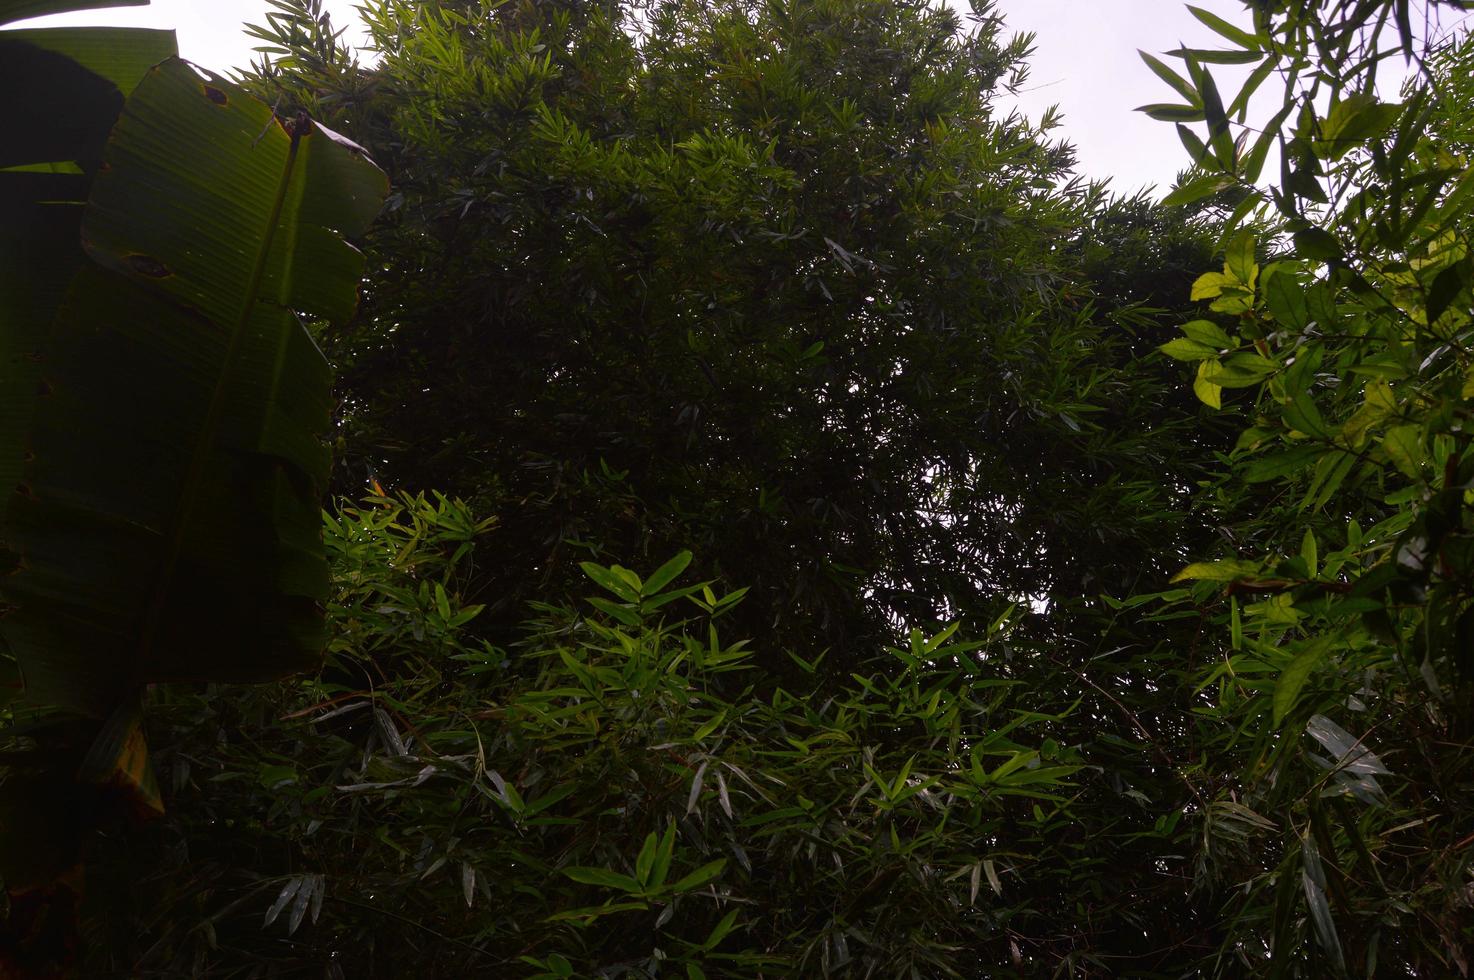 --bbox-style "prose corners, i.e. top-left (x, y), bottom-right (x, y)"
top-left (1147, 2), bottom-right (1474, 974)
top-left (82, 492), bottom-right (1110, 977)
